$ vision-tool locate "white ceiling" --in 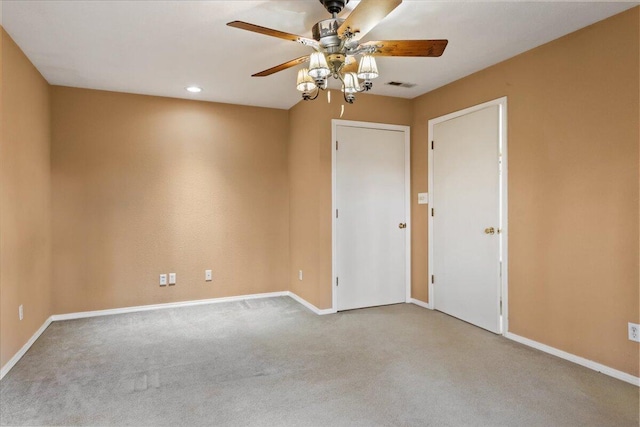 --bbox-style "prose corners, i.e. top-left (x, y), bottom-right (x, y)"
top-left (1, 1), bottom-right (637, 109)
